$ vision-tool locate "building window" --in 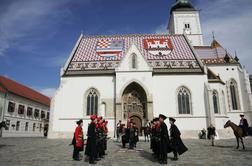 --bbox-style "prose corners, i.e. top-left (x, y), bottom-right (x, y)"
top-left (177, 87), bottom-right (191, 114)
top-left (33, 123), bottom-right (36, 131)
top-left (213, 91), bottom-right (219, 114)
top-left (132, 54), bottom-right (137, 69)
top-left (86, 89), bottom-right (98, 116)
top-left (5, 120), bottom-right (10, 130)
top-left (230, 80), bottom-right (239, 110)
top-left (34, 109), bottom-right (40, 118)
top-left (46, 112), bottom-right (50, 120)
top-left (25, 122), bottom-right (29, 131)
top-left (185, 23), bottom-right (190, 29)
top-left (41, 111), bottom-right (45, 119)
top-left (39, 124), bottom-right (42, 132)
top-left (16, 121), bottom-right (20, 131)
top-left (7, 102), bottom-right (15, 113)
top-left (27, 107), bottom-right (33, 117)
top-left (18, 105), bottom-right (25, 115)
